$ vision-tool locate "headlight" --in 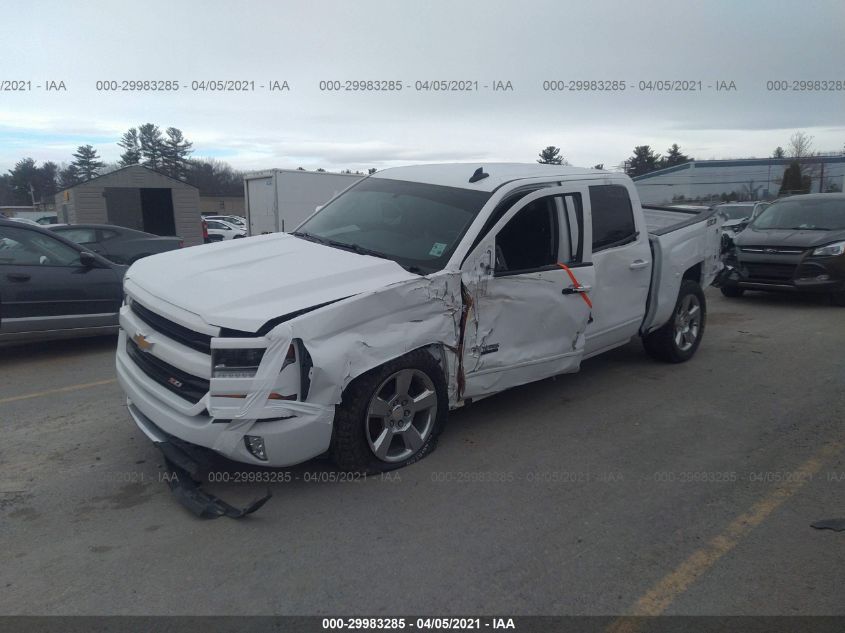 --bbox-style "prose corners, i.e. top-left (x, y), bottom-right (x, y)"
top-left (811, 241), bottom-right (845, 257)
top-left (212, 348), bottom-right (266, 378)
